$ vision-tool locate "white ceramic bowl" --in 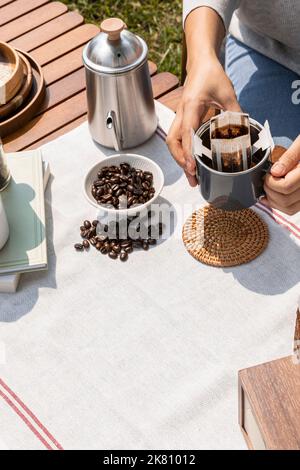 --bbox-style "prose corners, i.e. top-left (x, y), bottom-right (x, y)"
top-left (83, 153), bottom-right (164, 216)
